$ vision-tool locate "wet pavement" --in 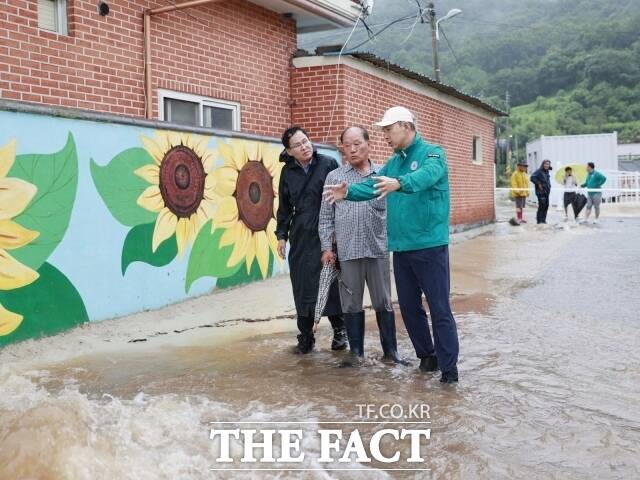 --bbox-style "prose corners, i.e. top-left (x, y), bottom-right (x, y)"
top-left (1, 207), bottom-right (639, 479)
